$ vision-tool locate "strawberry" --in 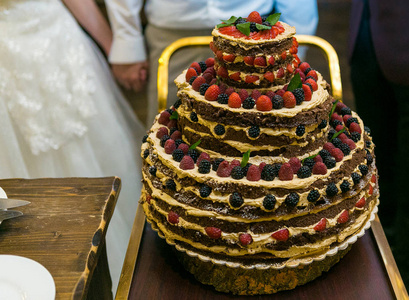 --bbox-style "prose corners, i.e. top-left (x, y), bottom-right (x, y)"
top-left (146, 194), bottom-right (152, 204)
top-left (243, 56), bottom-right (255, 65)
top-left (229, 72), bottom-right (241, 81)
top-left (190, 62), bottom-right (202, 74)
top-left (197, 152), bottom-right (211, 165)
top-left (170, 130), bottom-right (182, 140)
top-left (192, 76), bottom-right (206, 91)
top-left (250, 90), bottom-right (262, 101)
top-left (247, 11), bottom-right (262, 24)
top-left (276, 67), bottom-right (285, 78)
top-left (337, 210), bottom-right (349, 224)
top-left (299, 62), bottom-right (311, 73)
top-left (281, 51), bottom-right (287, 60)
top-left (209, 41), bottom-right (216, 52)
top-left (225, 87), bottom-right (235, 95)
top-left (292, 37), bottom-right (299, 47)
top-left (205, 57), bottom-right (215, 67)
top-left (314, 218), bottom-right (327, 232)
top-left (239, 233), bottom-right (253, 246)
top-left (264, 71), bottom-right (275, 83)
top-left (355, 197), bottom-right (366, 208)
top-left (156, 126), bottom-right (169, 139)
top-left (216, 66), bottom-right (228, 78)
top-left (158, 111), bottom-right (171, 125)
top-left (324, 142), bottom-right (336, 152)
top-left (289, 157), bottom-right (301, 174)
top-left (272, 228), bottom-right (289, 241)
top-left (217, 160), bottom-right (232, 177)
top-left (180, 155), bottom-right (195, 170)
top-left (305, 78), bottom-right (318, 91)
top-left (371, 174), bottom-right (377, 183)
top-left (278, 163), bottom-right (293, 181)
top-left (256, 95), bottom-right (273, 111)
top-left (306, 69), bottom-right (318, 81)
top-left (289, 46), bottom-right (298, 54)
top-left (186, 67), bottom-right (198, 82)
top-left (168, 211), bottom-right (179, 224)
top-left (246, 164), bottom-right (261, 181)
top-left (238, 89), bottom-right (249, 102)
top-left (177, 143), bottom-right (189, 155)
top-left (215, 50), bottom-right (223, 61)
top-left (228, 92), bottom-right (242, 108)
top-left (312, 162), bottom-right (327, 175)
top-left (369, 184), bottom-right (374, 195)
top-left (205, 84), bottom-right (221, 101)
top-left (164, 139), bottom-right (176, 154)
top-left (287, 63), bottom-right (294, 73)
top-left (205, 227), bottom-right (222, 239)
top-left (202, 72), bottom-right (213, 84)
top-left (330, 148), bottom-right (344, 162)
top-left (295, 68), bottom-right (306, 82)
top-left (245, 75), bottom-right (259, 83)
top-left (349, 122), bottom-right (362, 134)
top-left (254, 56), bottom-right (267, 67)
top-left (265, 91), bottom-right (276, 99)
top-left (223, 54), bottom-right (235, 62)
top-left (283, 91), bottom-right (296, 108)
